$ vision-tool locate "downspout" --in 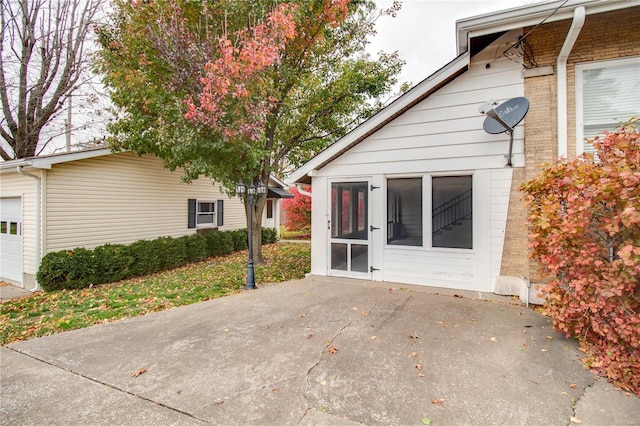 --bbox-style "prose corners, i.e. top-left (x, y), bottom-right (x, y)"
top-left (17, 166), bottom-right (41, 292)
top-left (295, 184), bottom-right (312, 198)
top-left (557, 6), bottom-right (585, 158)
